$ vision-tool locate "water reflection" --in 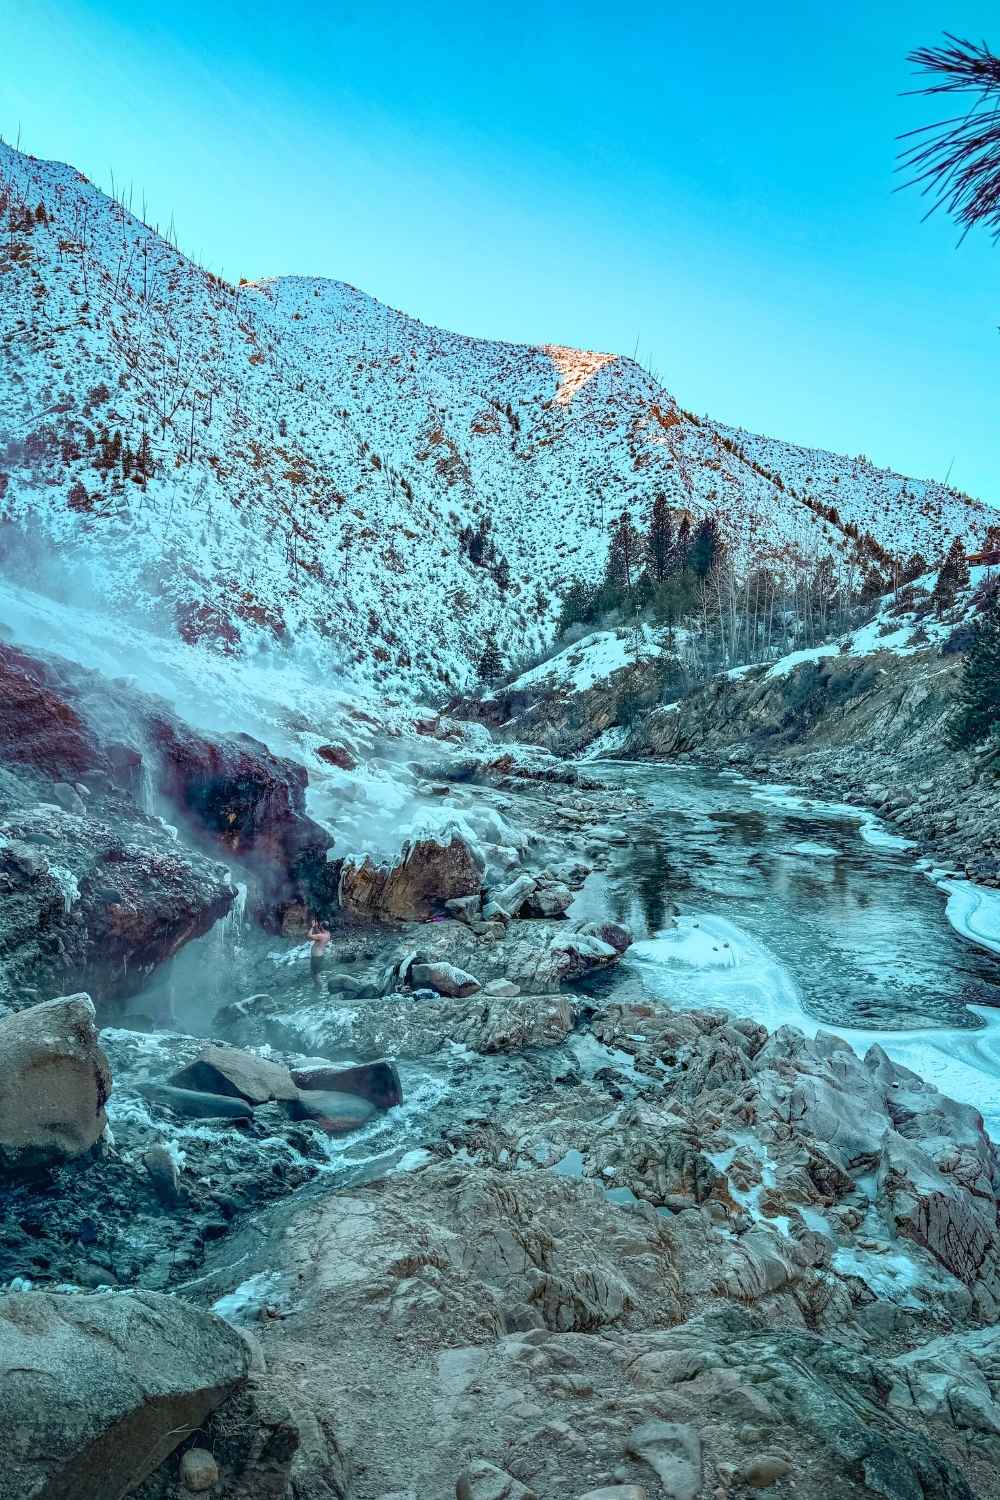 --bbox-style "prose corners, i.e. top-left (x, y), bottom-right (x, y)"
top-left (573, 765), bottom-right (1000, 1032)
